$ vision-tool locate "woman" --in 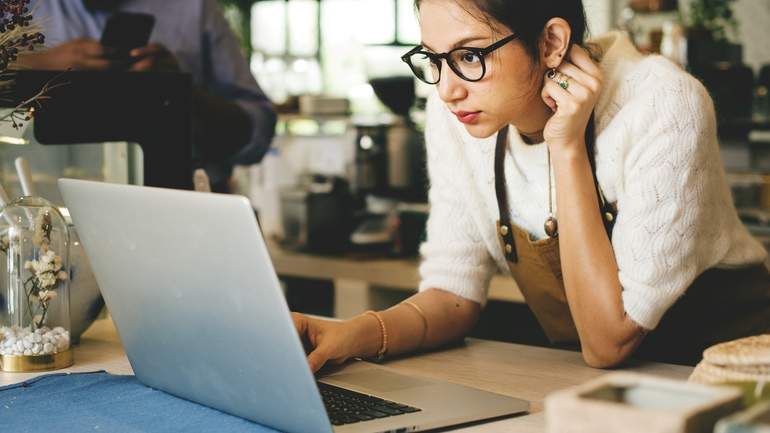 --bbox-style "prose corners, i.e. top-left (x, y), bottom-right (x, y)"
top-left (293, 0), bottom-right (770, 369)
